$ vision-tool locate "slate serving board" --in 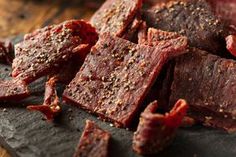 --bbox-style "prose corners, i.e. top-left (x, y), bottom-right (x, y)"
top-left (0, 63), bottom-right (236, 157)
